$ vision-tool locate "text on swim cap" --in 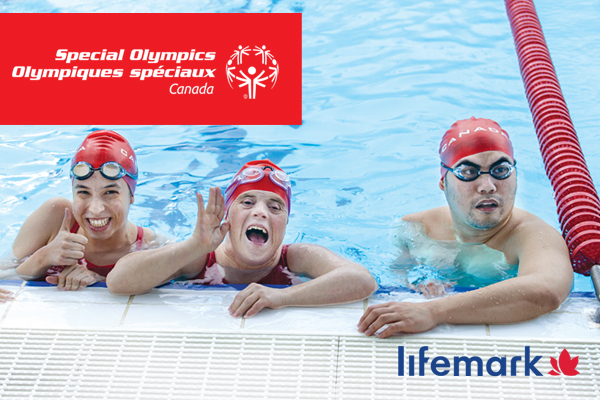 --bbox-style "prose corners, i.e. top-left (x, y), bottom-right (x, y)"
top-left (119, 148), bottom-right (136, 163)
top-left (440, 126), bottom-right (509, 153)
